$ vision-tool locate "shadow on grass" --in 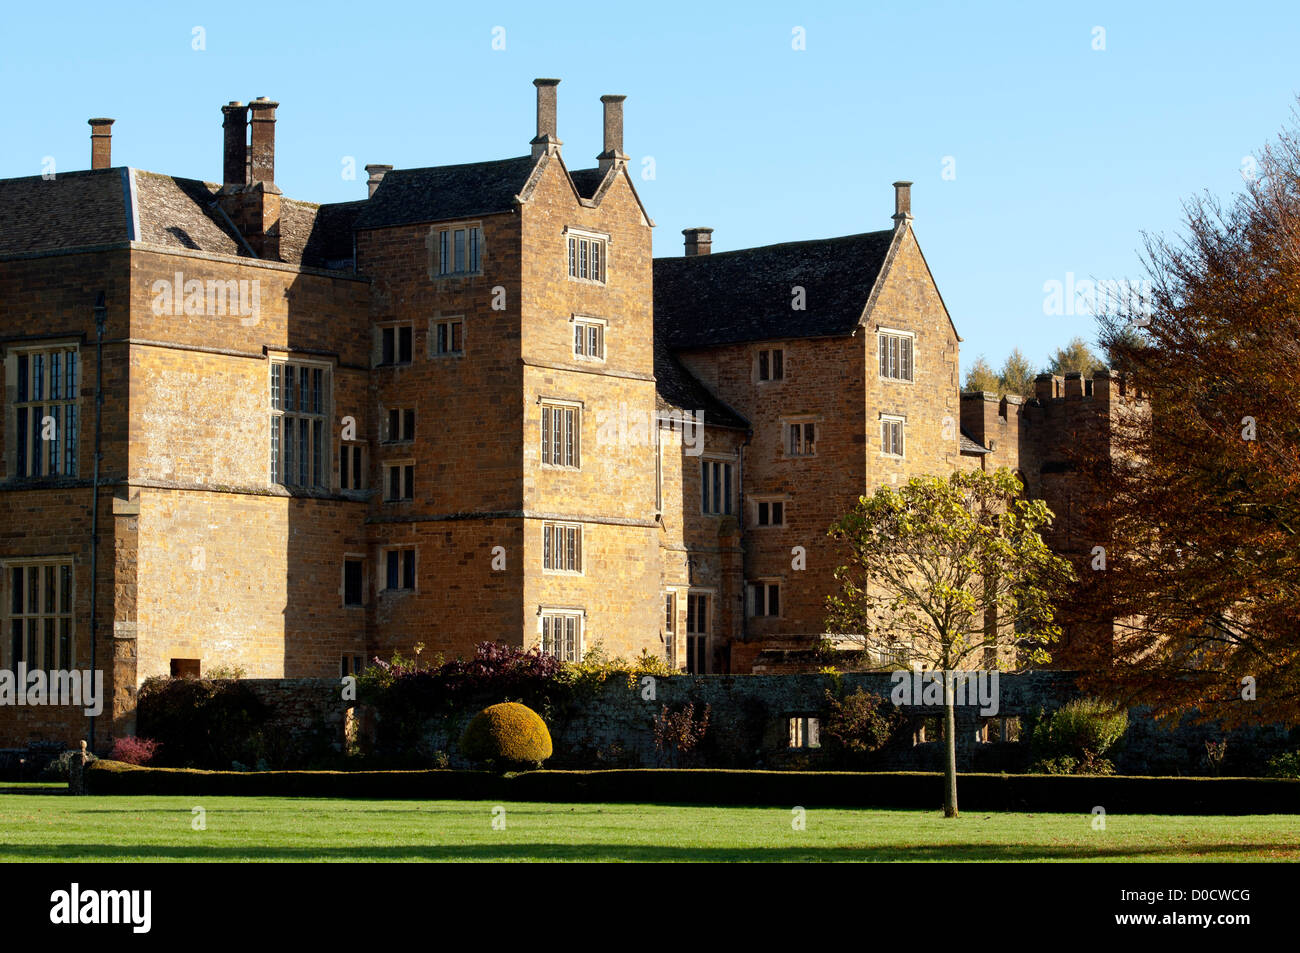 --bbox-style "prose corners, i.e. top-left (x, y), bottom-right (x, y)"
top-left (2, 841), bottom-right (1295, 862)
